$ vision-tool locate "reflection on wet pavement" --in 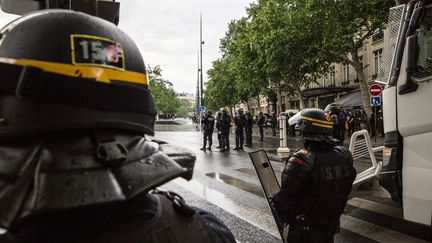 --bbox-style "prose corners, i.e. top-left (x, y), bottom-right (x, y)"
top-left (206, 172), bottom-right (264, 198)
top-left (235, 168), bottom-right (282, 183)
top-left (171, 178), bottom-right (280, 238)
